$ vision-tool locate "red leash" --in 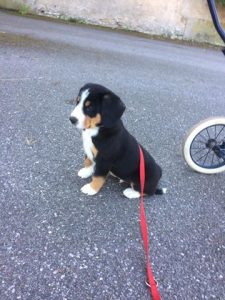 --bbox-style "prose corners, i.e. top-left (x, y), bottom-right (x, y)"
top-left (139, 145), bottom-right (161, 300)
